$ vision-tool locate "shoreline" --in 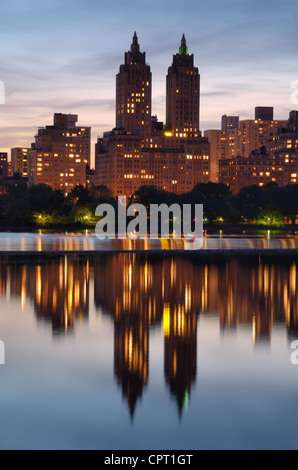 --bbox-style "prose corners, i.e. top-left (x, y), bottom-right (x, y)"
top-left (1, 249), bottom-right (298, 257)
top-left (0, 224), bottom-right (298, 233)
